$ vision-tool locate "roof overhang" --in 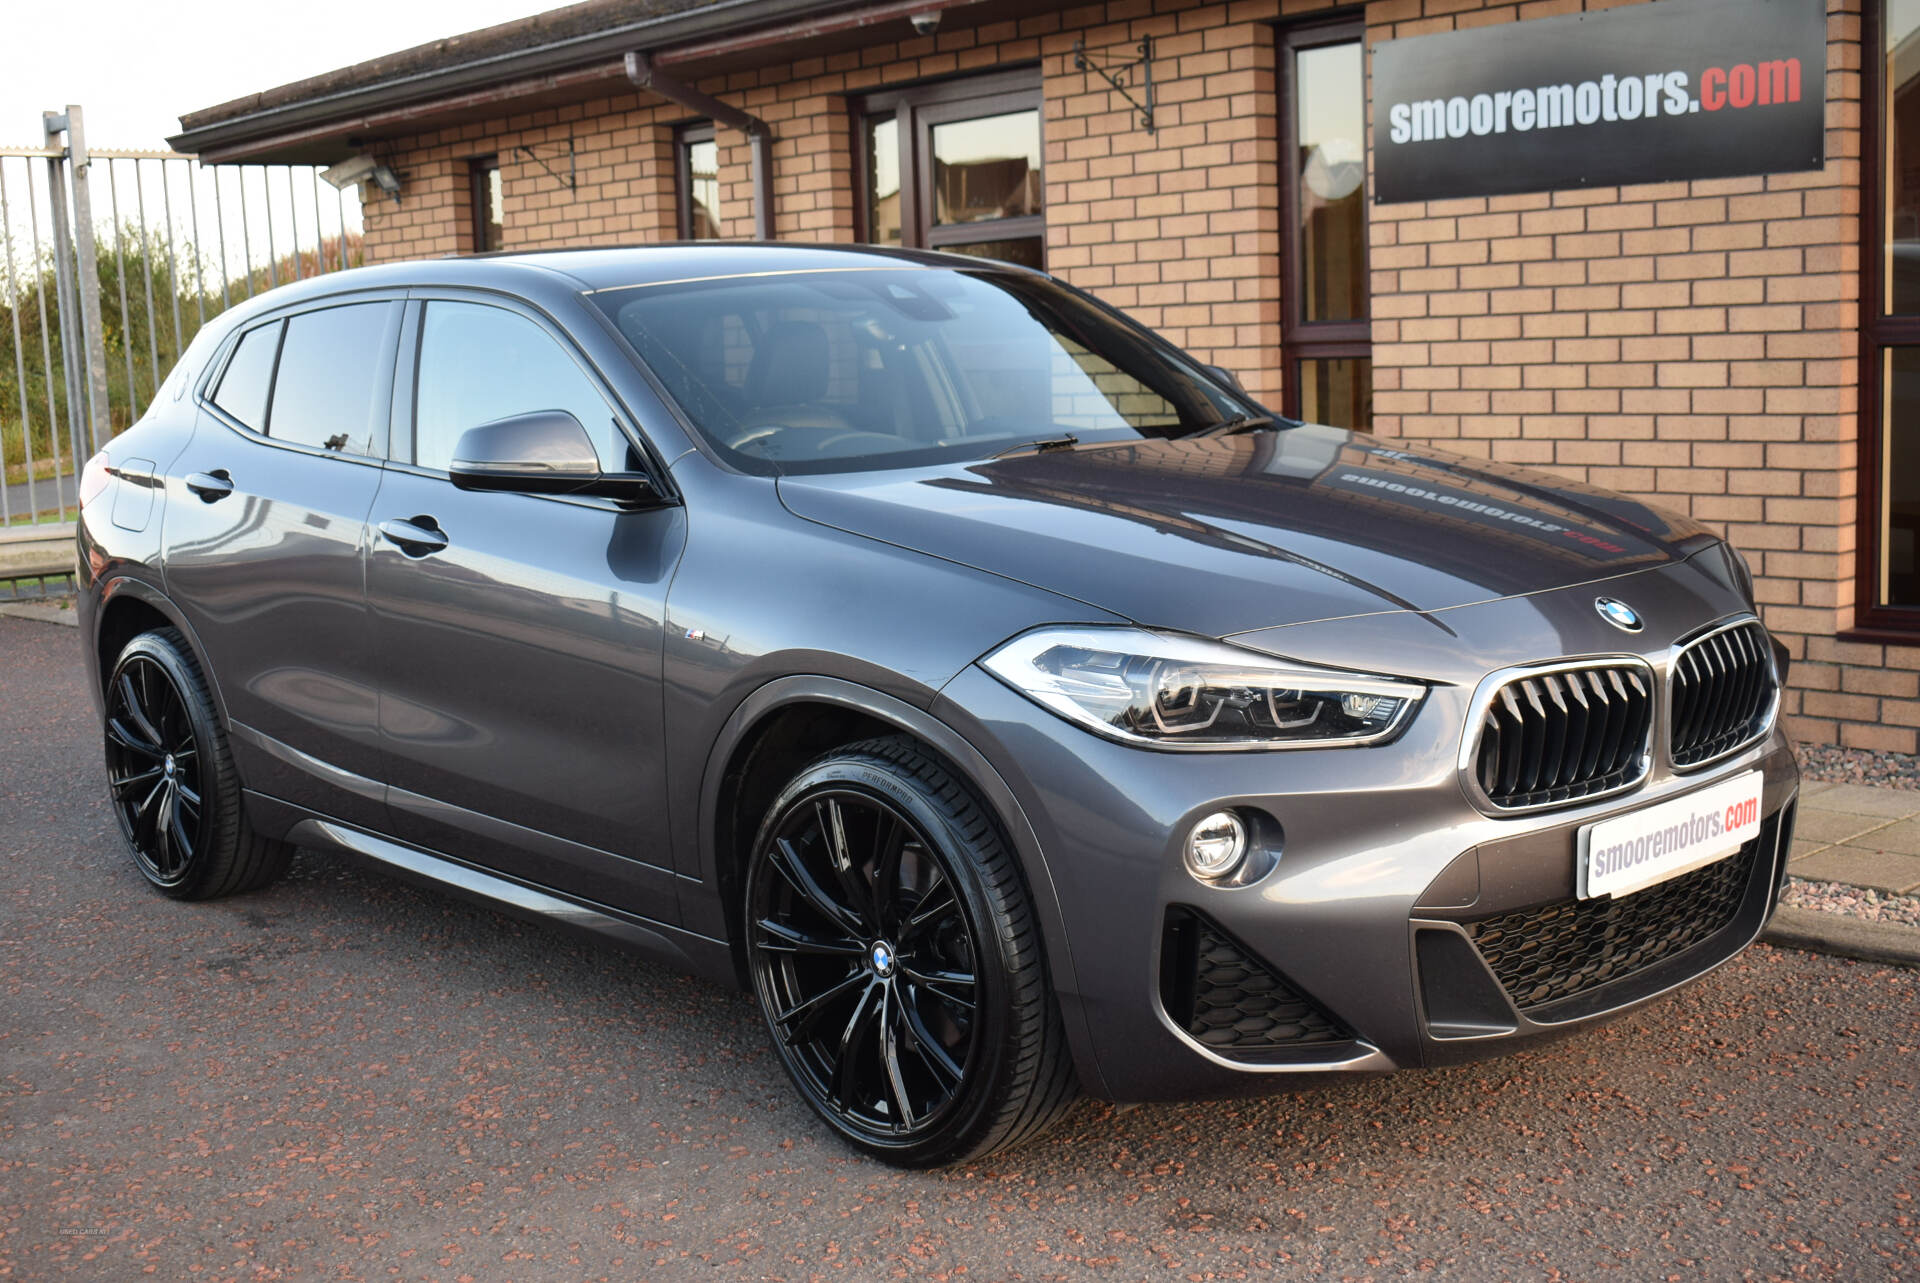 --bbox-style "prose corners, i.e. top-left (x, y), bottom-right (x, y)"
top-left (169, 0), bottom-right (1033, 165)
